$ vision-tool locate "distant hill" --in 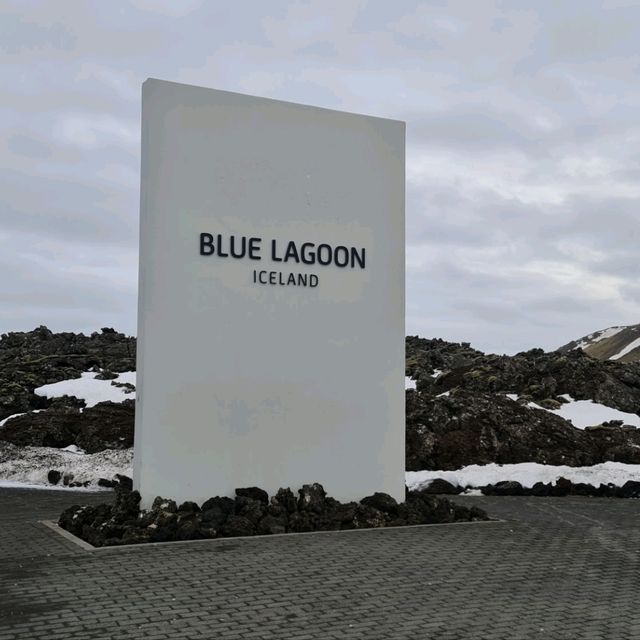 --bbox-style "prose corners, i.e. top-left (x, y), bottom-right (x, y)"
top-left (558, 324), bottom-right (640, 363)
